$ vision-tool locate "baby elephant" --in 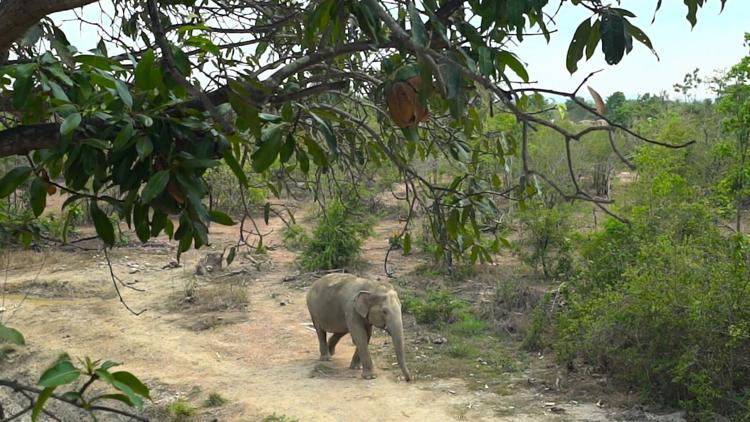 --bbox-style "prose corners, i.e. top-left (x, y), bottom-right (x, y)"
top-left (306, 273), bottom-right (412, 381)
